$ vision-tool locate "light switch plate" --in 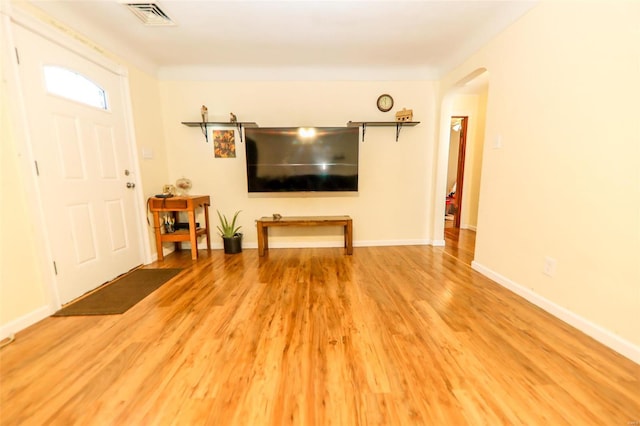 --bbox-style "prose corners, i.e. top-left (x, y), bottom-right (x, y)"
top-left (493, 135), bottom-right (503, 149)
